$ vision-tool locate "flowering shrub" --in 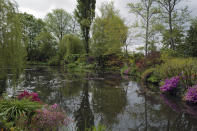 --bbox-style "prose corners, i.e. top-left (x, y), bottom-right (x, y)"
top-left (184, 85), bottom-right (197, 103)
top-left (31, 104), bottom-right (69, 130)
top-left (18, 90), bottom-right (40, 102)
top-left (160, 76), bottom-right (180, 93)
